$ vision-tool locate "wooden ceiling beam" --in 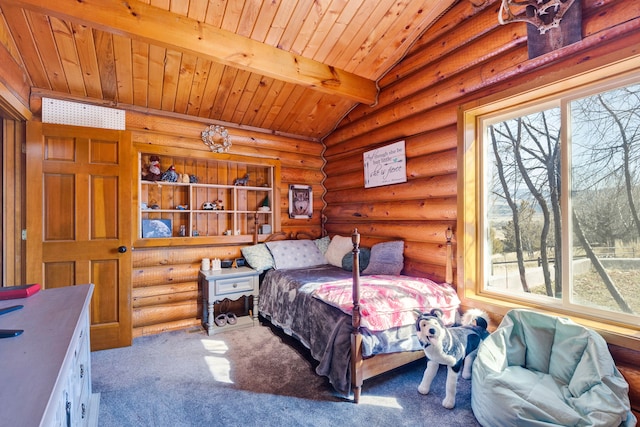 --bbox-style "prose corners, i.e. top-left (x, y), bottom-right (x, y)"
top-left (3, 0), bottom-right (378, 105)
